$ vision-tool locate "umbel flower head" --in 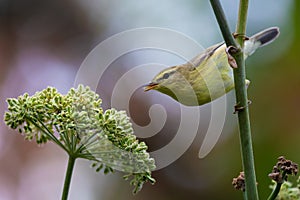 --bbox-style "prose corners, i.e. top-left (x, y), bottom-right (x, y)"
top-left (4, 85), bottom-right (155, 193)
